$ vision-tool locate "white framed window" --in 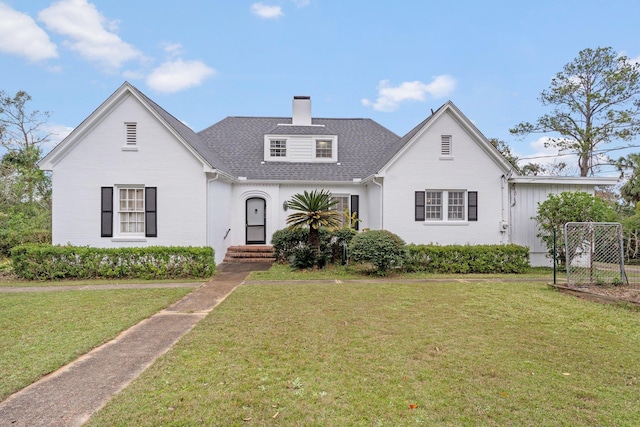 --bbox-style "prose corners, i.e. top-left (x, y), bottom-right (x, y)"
top-left (416, 190), bottom-right (474, 222)
top-left (119, 187), bottom-right (145, 234)
top-left (316, 139), bottom-right (333, 158)
top-left (270, 139), bottom-right (287, 157)
top-left (448, 191), bottom-right (465, 220)
top-left (125, 122), bottom-right (137, 145)
top-left (441, 135), bottom-right (452, 157)
top-left (425, 191), bottom-right (442, 220)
